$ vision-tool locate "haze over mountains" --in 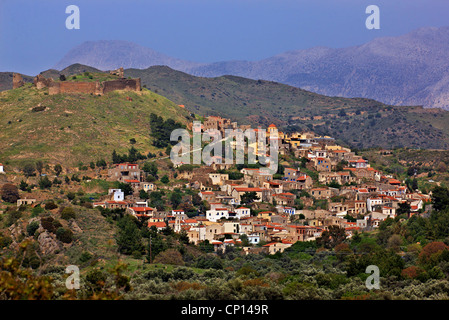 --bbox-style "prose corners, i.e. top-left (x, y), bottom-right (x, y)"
top-left (53, 26), bottom-right (449, 110)
top-left (53, 40), bottom-right (204, 74)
